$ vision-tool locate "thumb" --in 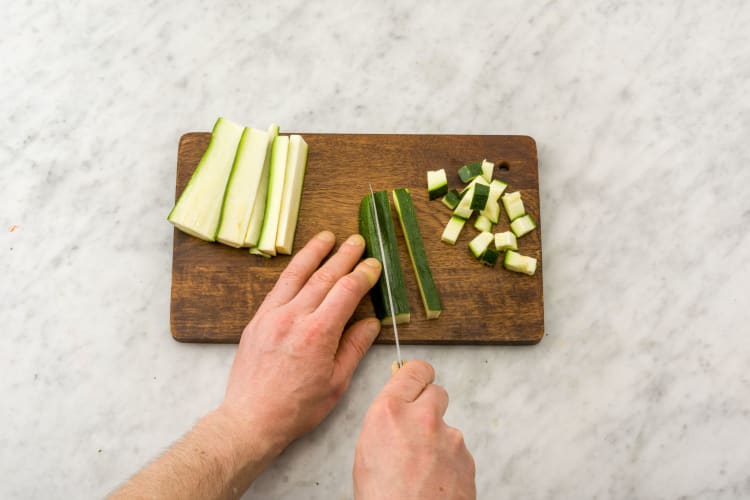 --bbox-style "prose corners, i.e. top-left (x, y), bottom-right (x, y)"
top-left (333, 317), bottom-right (381, 384)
